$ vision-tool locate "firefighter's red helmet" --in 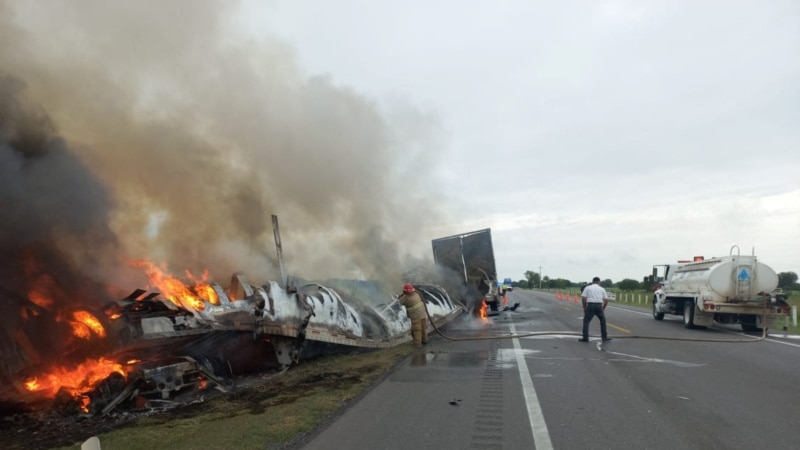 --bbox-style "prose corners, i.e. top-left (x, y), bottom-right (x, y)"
top-left (403, 283), bottom-right (415, 293)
